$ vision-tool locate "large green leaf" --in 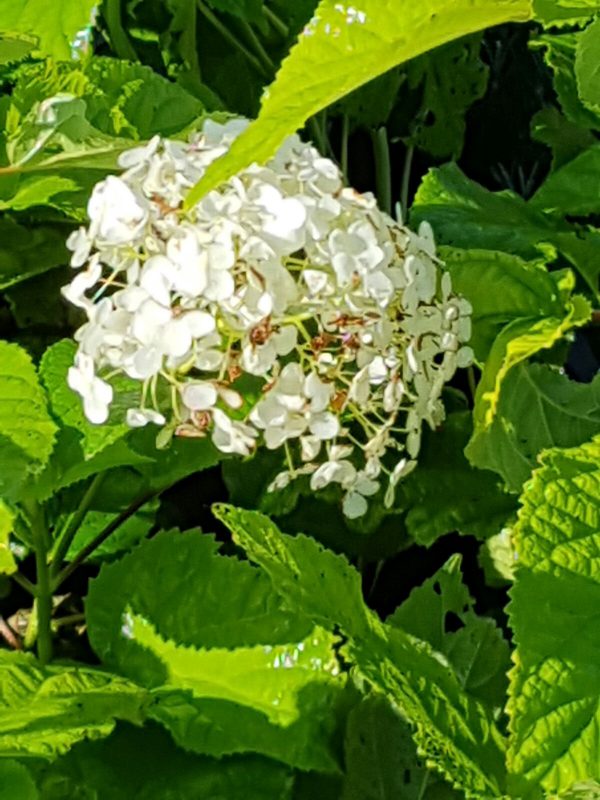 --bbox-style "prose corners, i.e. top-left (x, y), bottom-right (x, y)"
top-left (86, 531), bottom-right (345, 771)
top-left (0, 0), bottom-right (96, 60)
top-left (508, 436), bottom-right (600, 796)
top-left (215, 506), bottom-right (507, 798)
top-left (0, 651), bottom-right (149, 759)
top-left (396, 412), bottom-right (517, 545)
top-left (388, 555), bottom-right (510, 710)
top-left (531, 106), bottom-right (596, 171)
top-left (0, 341), bottom-right (57, 495)
top-left (32, 723), bottom-right (295, 800)
top-left (411, 163), bottom-right (600, 295)
top-left (575, 16), bottom-right (600, 113)
top-left (531, 143), bottom-right (600, 216)
top-left (533, 0), bottom-right (600, 26)
top-left (466, 363), bottom-right (600, 491)
top-left (184, 0), bottom-right (532, 206)
top-left (128, 613), bottom-right (345, 773)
